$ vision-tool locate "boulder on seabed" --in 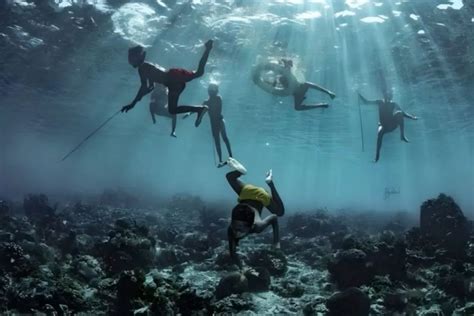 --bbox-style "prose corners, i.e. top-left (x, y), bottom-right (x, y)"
top-left (244, 267), bottom-right (270, 292)
top-left (247, 249), bottom-right (287, 277)
top-left (327, 249), bottom-right (373, 289)
top-left (215, 272), bottom-right (248, 300)
top-left (326, 287), bottom-right (370, 316)
top-left (420, 194), bottom-right (469, 258)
